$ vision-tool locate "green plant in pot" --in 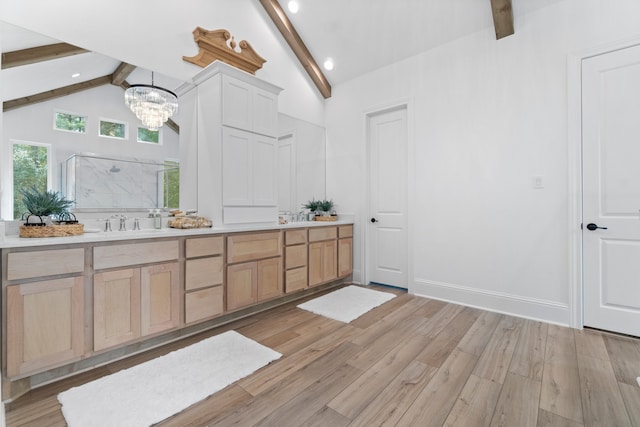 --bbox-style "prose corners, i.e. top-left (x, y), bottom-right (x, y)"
top-left (303, 199), bottom-right (322, 214)
top-left (20, 187), bottom-right (75, 226)
top-left (318, 199), bottom-right (334, 214)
